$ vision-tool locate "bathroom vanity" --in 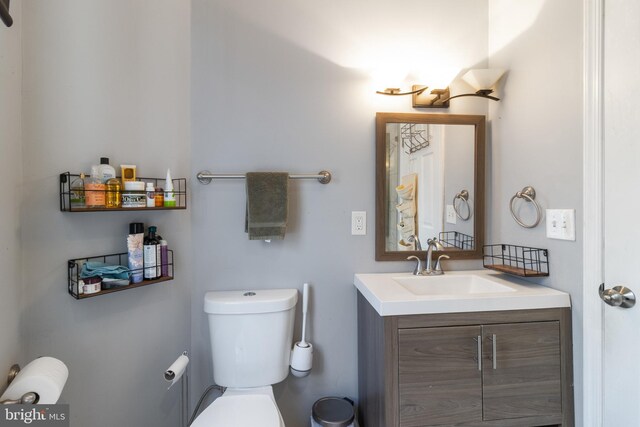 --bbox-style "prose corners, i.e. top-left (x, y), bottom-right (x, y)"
top-left (354, 271), bottom-right (574, 427)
